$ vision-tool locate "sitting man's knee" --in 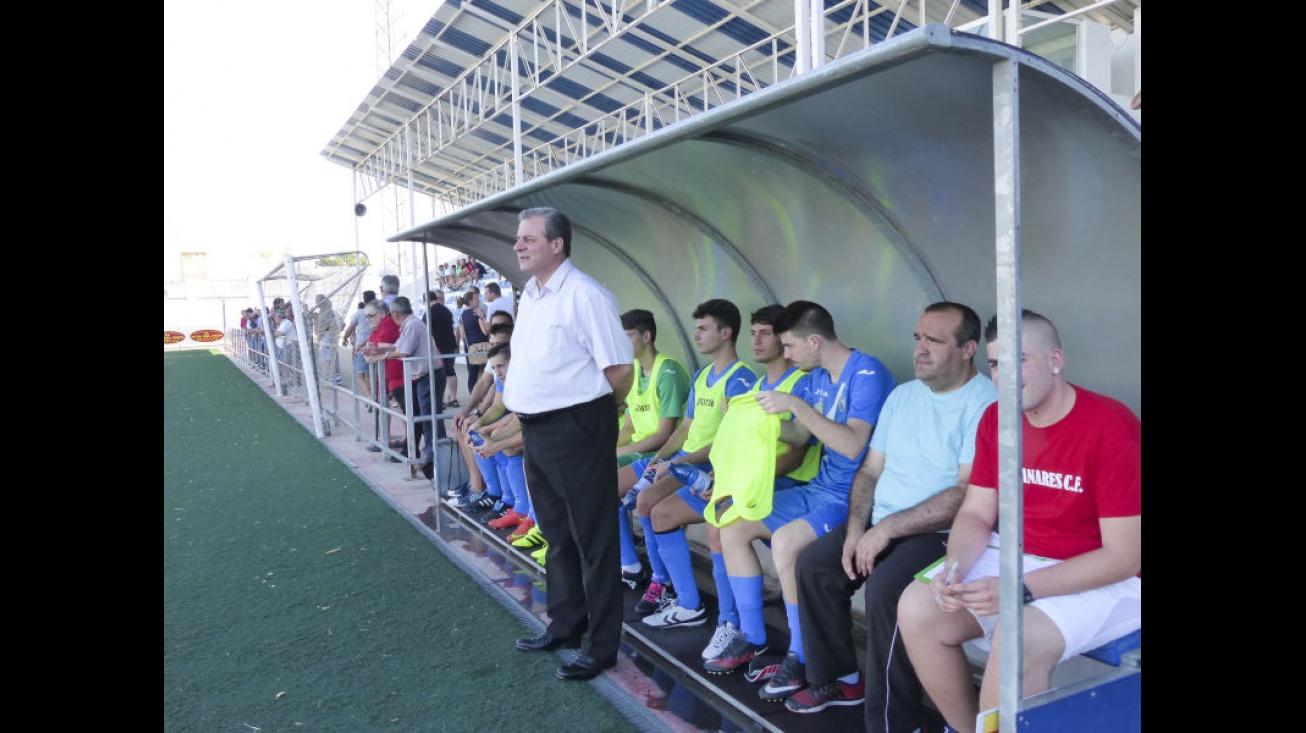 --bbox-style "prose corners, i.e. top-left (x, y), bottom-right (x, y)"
top-left (705, 525), bottom-right (723, 553)
top-left (718, 518), bottom-right (755, 549)
top-left (649, 500), bottom-right (677, 533)
top-left (896, 581), bottom-right (931, 634)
